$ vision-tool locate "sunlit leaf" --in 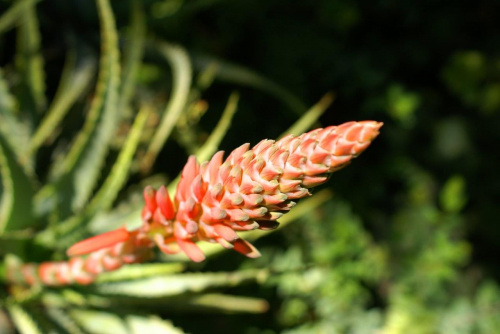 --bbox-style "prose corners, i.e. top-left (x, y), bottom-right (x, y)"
top-left (69, 309), bottom-right (128, 334)
top-left (387, 84), bottom-right (420, 127)
top-left (69, 310), bottom-right (186, 334)
top-left (167, 293), bottom-right (269, 314)
top-left (439, 175), bottom-right (467, 213)
top-left (46, 307), bottom-right (86, 334)
top-left (90, 269), bottom-right (268, 297)
top-left (96, 263), bottom-right (185, 283)
top-left (6, 304), bottom-right (43, 334)
top-left (127, 315), bottom-right (185, 334)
